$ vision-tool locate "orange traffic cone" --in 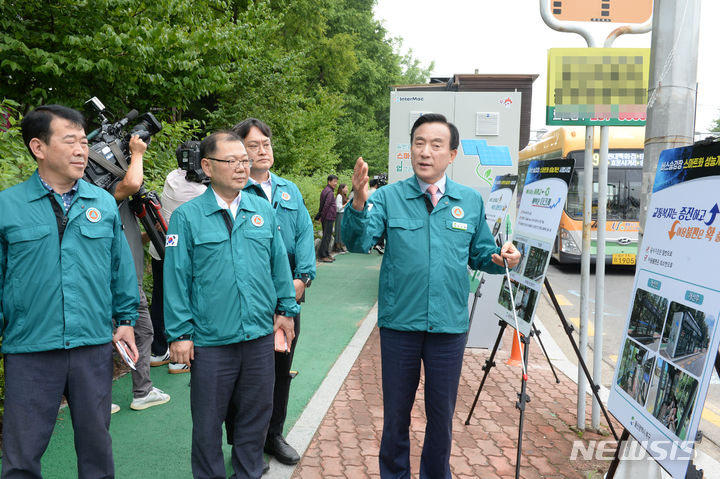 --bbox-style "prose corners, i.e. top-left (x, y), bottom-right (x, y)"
top-left (506, 331), bottom-right (524, 367)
